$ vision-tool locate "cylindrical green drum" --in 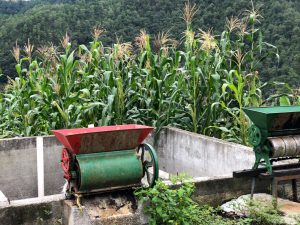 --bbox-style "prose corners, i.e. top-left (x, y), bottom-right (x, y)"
top-left (76, 150), bottom-right (143, 192)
